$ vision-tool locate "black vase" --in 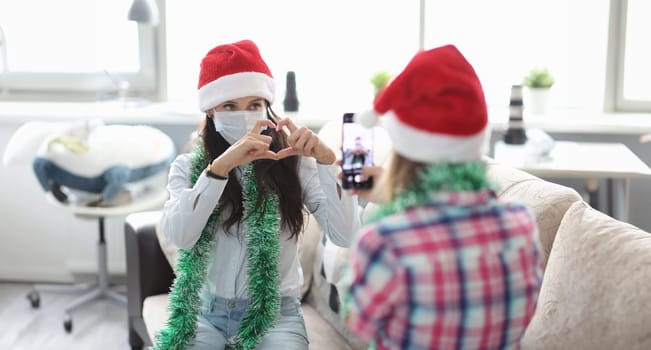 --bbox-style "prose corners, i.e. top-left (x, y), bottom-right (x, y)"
top-left (283, 71), bottom-right (299, 112)
top-left (504, 84), bottom-right (527, 145)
